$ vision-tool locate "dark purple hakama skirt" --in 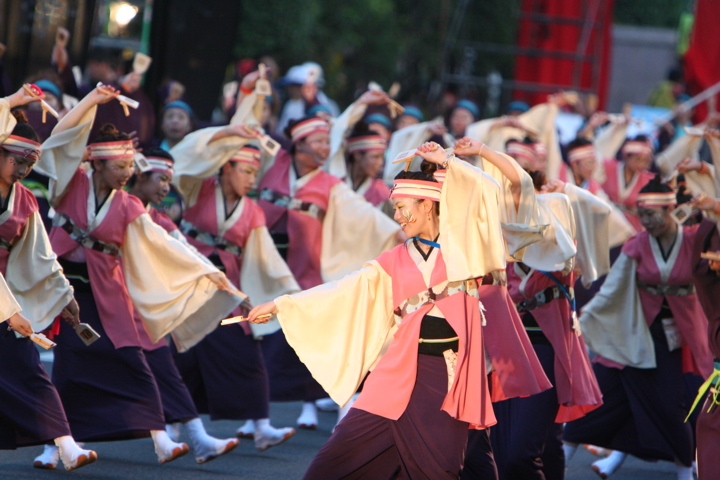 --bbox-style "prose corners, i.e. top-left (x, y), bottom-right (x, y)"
top-left (143, 346), bottom-right (198, 423)
top-left (303, 354), bottom-right (469, 480)
top-left (51, 284), bottom-right (165, 442)
top-left (563, 318), bottom-right (695, 467)
top-left (172, 322), bottom-right (270, 420)
top-left (261, 329), bottom-right (327, 402)
top-left (0, 331), bottom-right (71, 449)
